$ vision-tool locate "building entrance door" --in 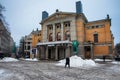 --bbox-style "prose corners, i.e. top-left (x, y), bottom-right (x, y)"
top-left (48, 49), bottom-right (51, 59)
top-left (84, 46), bottom-right (91, 59)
